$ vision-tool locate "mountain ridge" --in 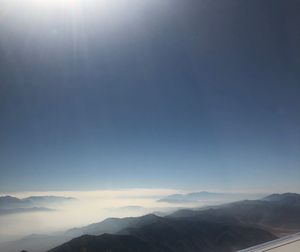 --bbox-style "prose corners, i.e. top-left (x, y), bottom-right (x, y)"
top-left (0, 195), bottom-right (77, 213)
